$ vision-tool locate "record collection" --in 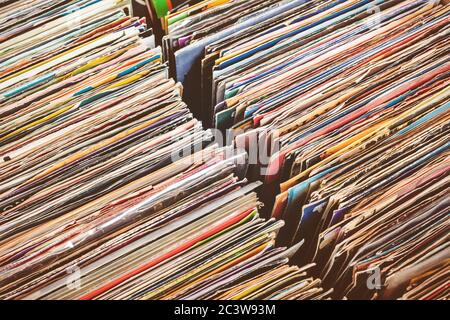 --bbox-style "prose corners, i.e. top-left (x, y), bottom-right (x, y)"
top-left (0, 0), bottom-right (448, 300)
